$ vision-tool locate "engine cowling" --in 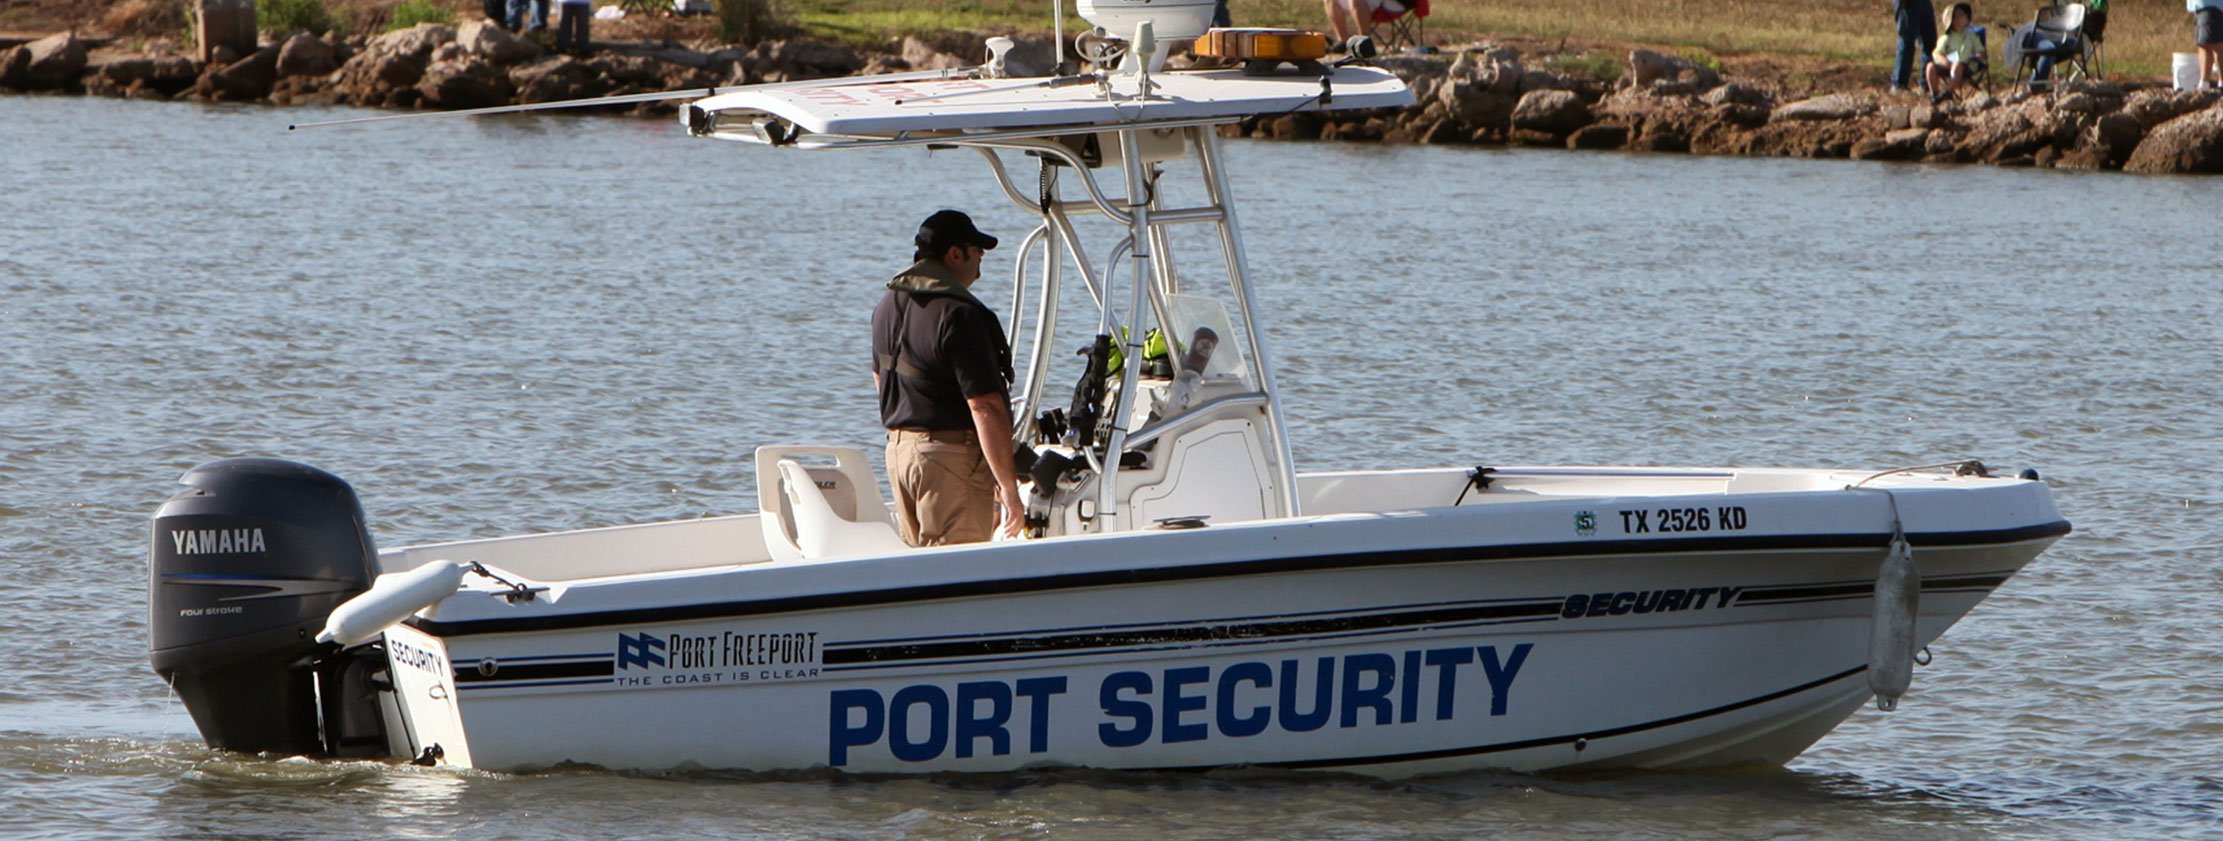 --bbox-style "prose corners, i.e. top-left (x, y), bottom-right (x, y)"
top-left (148, 458), bottom-right (379, 756)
